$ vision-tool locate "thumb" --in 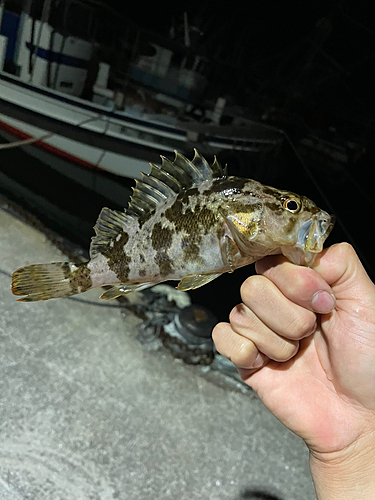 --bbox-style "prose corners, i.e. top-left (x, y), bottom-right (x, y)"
top-left (312, 243), bottom-right (375, 305)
